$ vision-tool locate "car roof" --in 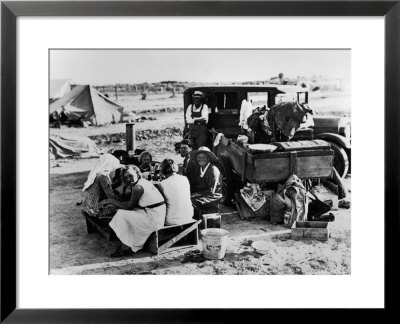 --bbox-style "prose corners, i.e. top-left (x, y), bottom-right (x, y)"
top-left (184, 84), bottom-right (306, 94)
